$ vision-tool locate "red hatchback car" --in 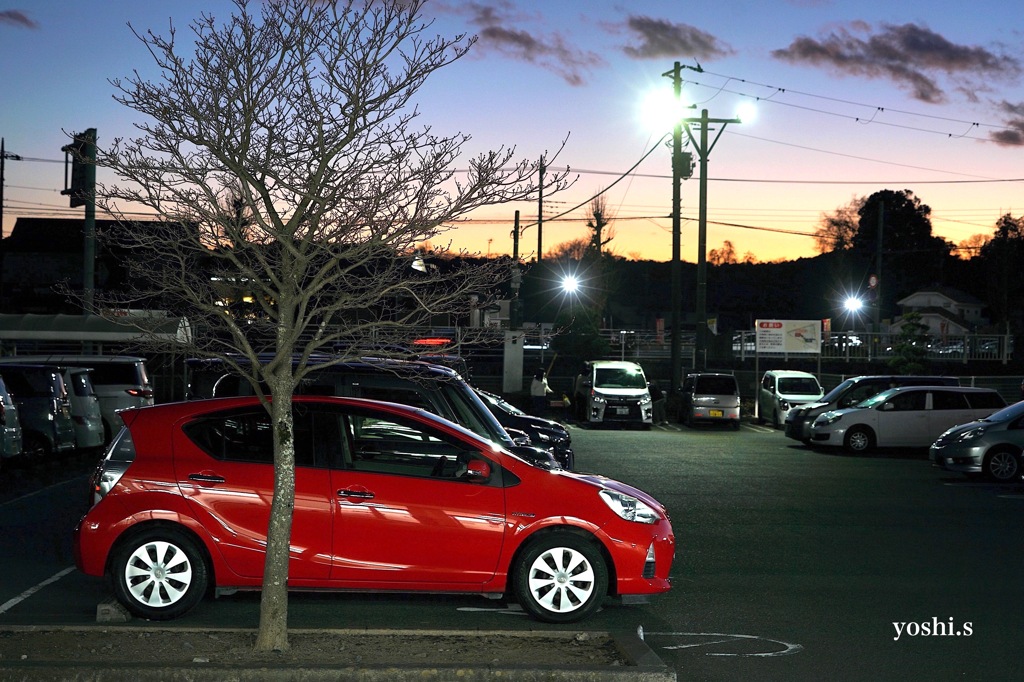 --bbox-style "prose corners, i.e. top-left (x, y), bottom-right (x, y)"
top-left (74, 396), bottom-right (675, 623)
